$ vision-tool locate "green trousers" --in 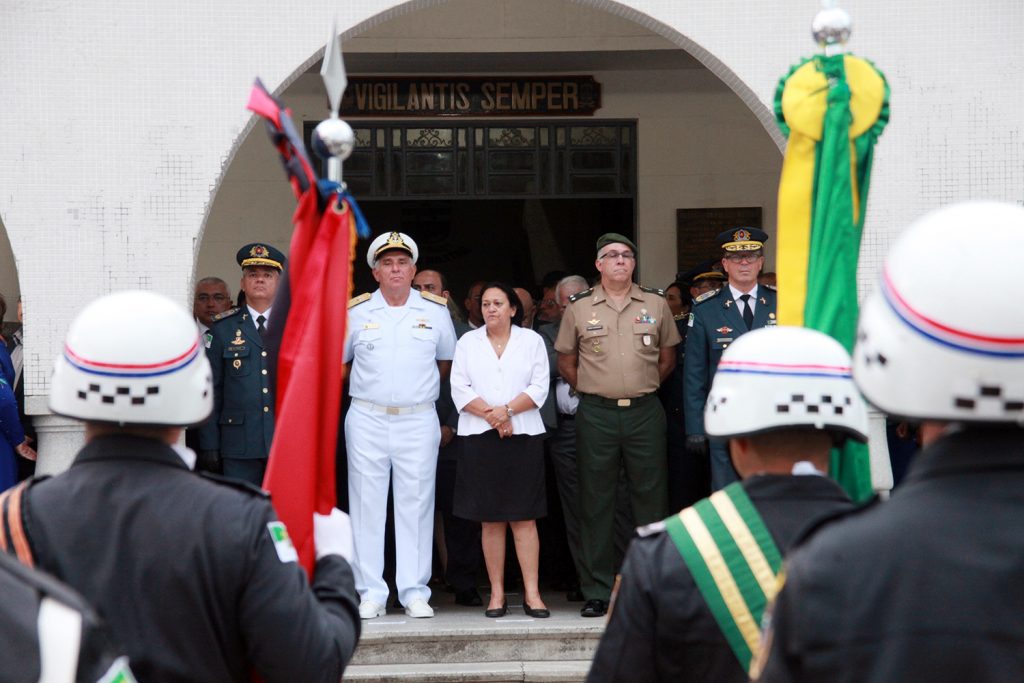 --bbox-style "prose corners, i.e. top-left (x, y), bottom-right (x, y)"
top-left (576, 393), bottom-right (669, 601)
